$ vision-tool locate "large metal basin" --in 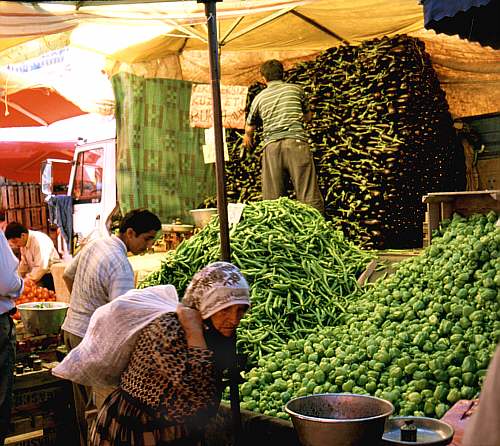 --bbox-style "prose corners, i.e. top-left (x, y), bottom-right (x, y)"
top-left (285, 393), bottom-right (394, 446)
top-left (189, 208), bottom-right (217, 228)
top-left (17, 302), bottom-right (69, 336)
